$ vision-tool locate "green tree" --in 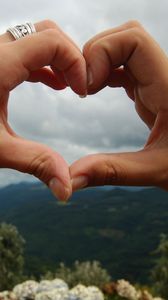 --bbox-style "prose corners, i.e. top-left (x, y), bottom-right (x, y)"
top-left (151, 233), bottom-right (168, 298)
top-left (0, 222), bottom-right (25, 291)
top-left (43, 260), bottom-right (111, 288)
